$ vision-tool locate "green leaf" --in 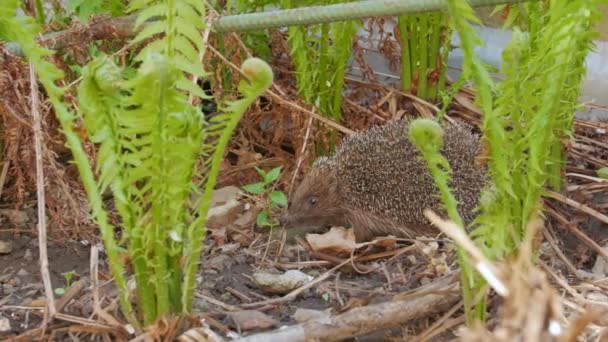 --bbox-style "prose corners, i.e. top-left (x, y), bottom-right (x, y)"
top-left (242, 182), bottom-right (265, 195)
top-left (264, 166), bottom-right (282, 184)
top-left (176, 78), bottom-right (211, 100)
top-left (256, 210), bottom-right (269, 227)
top-left (269, 191), bottom-right (288, 207)
top-left (598, 167), bottom-right (608, 179)
top-left (254, 166), bottom-right (266, 179)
